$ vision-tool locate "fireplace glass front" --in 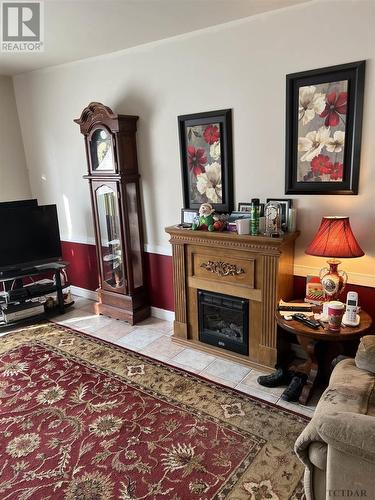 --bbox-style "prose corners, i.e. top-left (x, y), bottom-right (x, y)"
top-left (198, 290), bottom-right (249, 355)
